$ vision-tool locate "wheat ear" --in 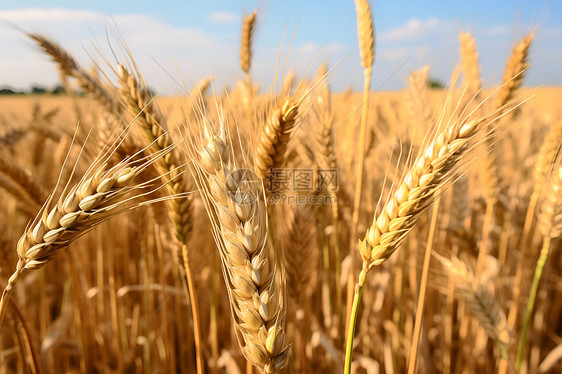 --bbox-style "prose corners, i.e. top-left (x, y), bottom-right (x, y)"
top-left (495, 31), bottom-right (535, 111)
top-left (350, 0), bottom-right (375, 264)
top-left (191, 77), bottom-right (213, 105)
top-left (480, 32), bottom-right (534, 210)
top-left (186, 121), bottom-right (289, 373)
top-left (354, 0), bottom-right (375, 71)
top-left (407, 65), bottom-right (432, 129)
top-left (284, 199), bottom-right (319, 372)
top-left (240, 10), bottom-right (258, 77)
top-left (533, 120), bottom-right (562, 198)
top-left (499, 34), bottom-right (540, 339)
top-left (435, 254), bottom-right (510, 354)
top-left (0, 156), bottom-right (49, 210)
top-left (360, 116), bottom-right (486, 270)
top-left (28, 34), bottom-right (121, 115)
top-left (117, 64), bottom-right (193, 245)
top-left (479, 32), bottom-right (534, 221)
top-left (313, 64), bottom-right (338, 172)
top-left (345, 112), bottom-right (489, 373)
top-left (285, 202), bottom-right (318, 305)
top-left (312, 63), bottom-right (344, 321)
top-left (0, 136), bottom-right (173, 326)
top-left (459, 32), bottom-right (482, 98)
top-left (117, 64), bottom-right (204, 372)
top-left (255, 98), bottom-right (301, 184)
